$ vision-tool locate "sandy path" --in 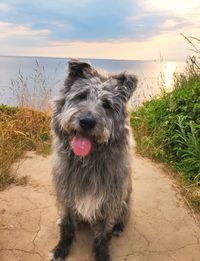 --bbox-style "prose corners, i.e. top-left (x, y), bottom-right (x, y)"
top-left (0, 148), bottom-right (200, 261)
